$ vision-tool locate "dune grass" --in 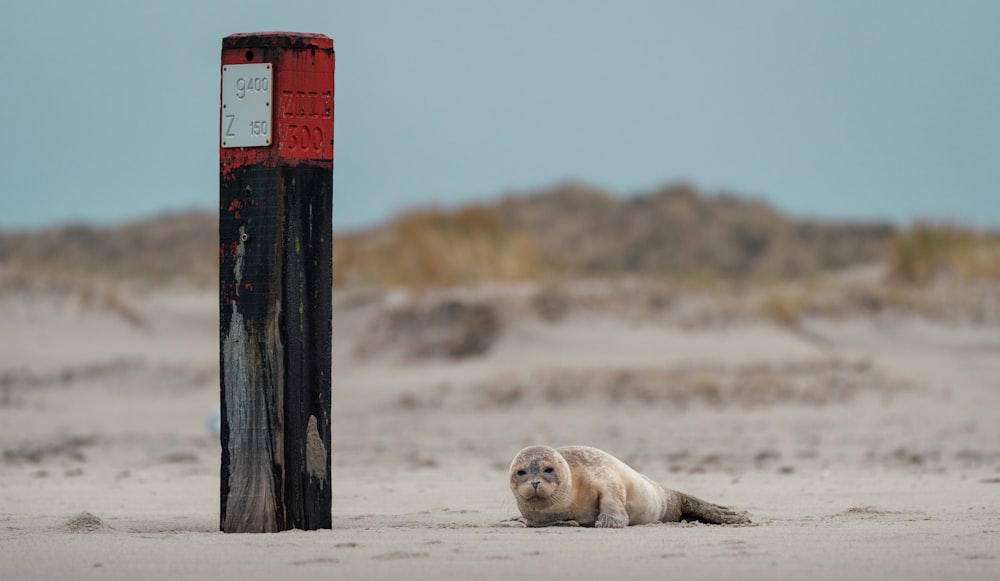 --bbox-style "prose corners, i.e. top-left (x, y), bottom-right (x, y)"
top-left (333, 206), bottom-right (543, 288)
top-left (886, 224), bottom-right (1000, 284)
